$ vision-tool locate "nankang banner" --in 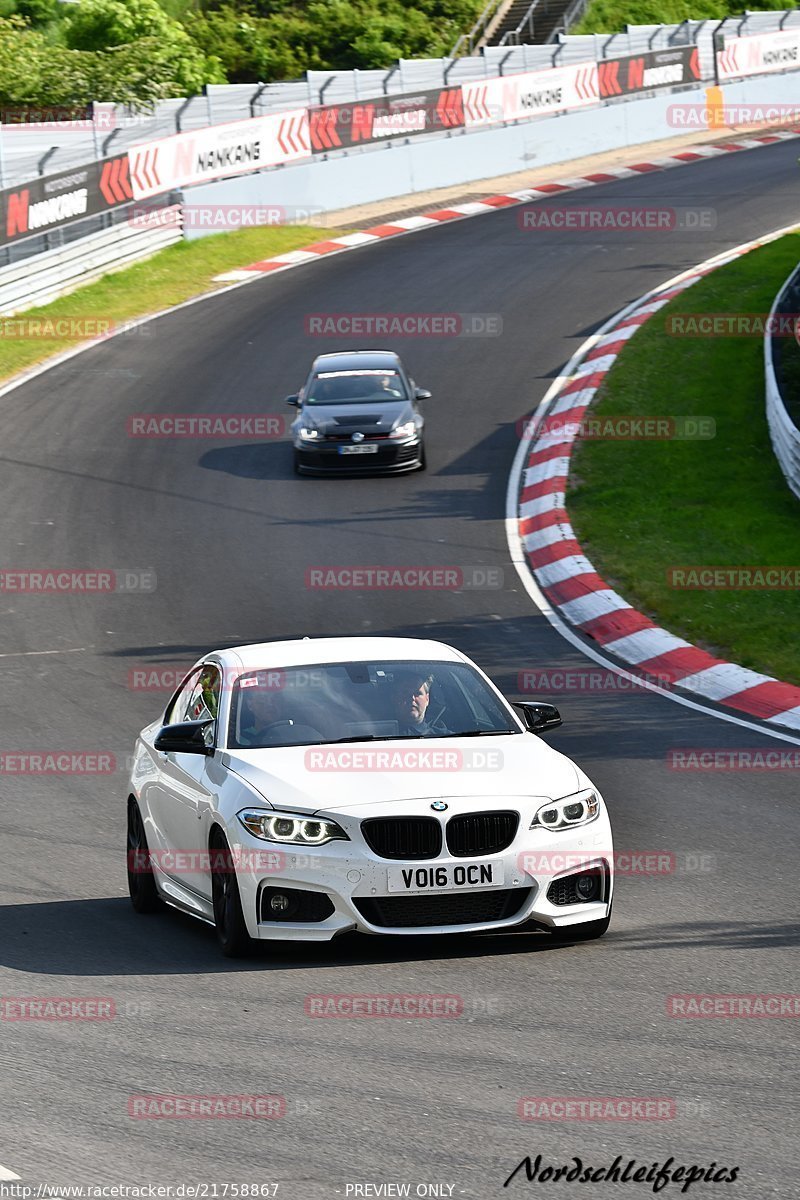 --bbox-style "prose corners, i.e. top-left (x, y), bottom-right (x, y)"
top-left (0, 153), bottom-right (132, 248)
top-left (308, 87), bottom-right (464, 153)
top-left (716, 28), bottom-right (800, 81)
top-left (598, 47), bottom-right (701, 98)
